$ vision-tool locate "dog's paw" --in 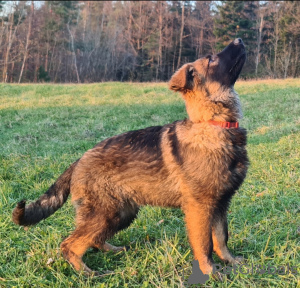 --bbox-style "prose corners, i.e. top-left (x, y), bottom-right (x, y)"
top-left (224, 255), bottom-right (246, 265)
top-left (85, 269), bottom-right (114, 278)
top-left (232, 256), bottom-right (245, 265)
top-left (211, 271), bottom-right (225, 282)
